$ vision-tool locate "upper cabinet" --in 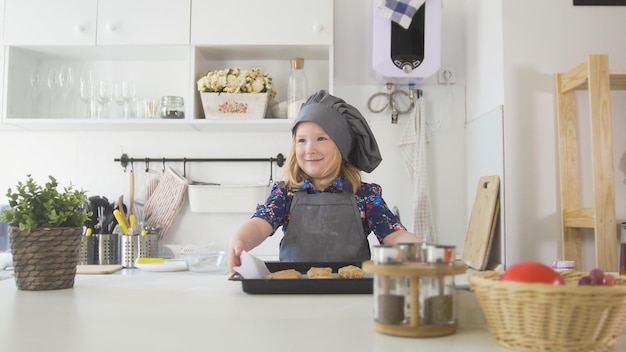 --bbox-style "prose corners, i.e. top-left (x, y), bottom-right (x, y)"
top-left (191, 0), bottom-right (333, 45)
top-left (0, 0), bottom-right (5, 121)
top-left (1, 0), bottom-right (334, 130)
top-left (3, 0), bottom-right (98, 45)
top-left (0, 0), bottom-right (5, 45)
top-left (97, 0), bottom-right (190, 45)
top-left (3, 0), bottom-right (191, 46)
